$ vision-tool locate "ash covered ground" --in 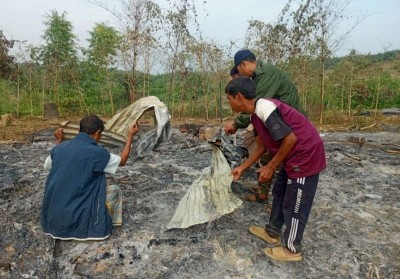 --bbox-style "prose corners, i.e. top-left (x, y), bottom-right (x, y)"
top-left (0, 125), bottom-right (399, 279)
